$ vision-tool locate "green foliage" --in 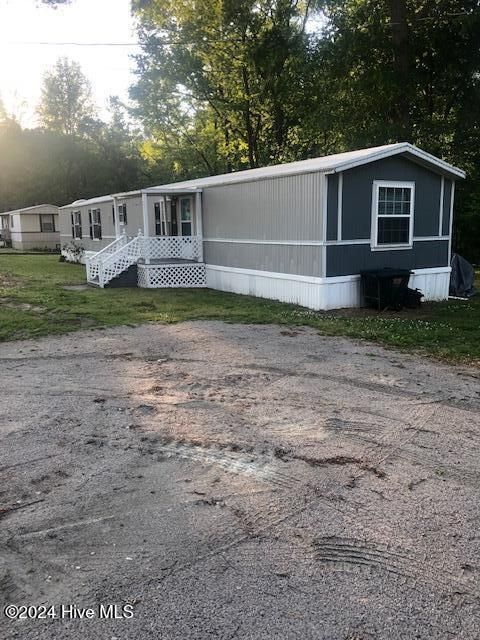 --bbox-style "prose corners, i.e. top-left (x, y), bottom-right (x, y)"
top-left (131, 0), bottom-right (333, 174)
top-left (37, 58), bottom-right (96, 136)
top-left (0, 59), bottom-right (150, 210)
